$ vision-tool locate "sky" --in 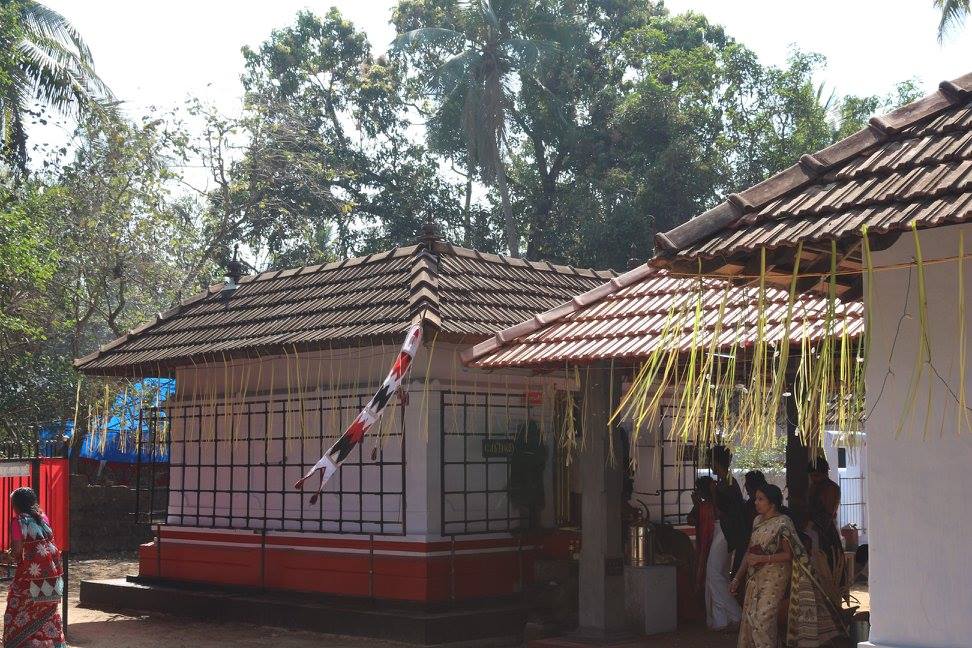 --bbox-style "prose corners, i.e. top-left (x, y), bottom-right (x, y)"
top-left (41, 0), bottom-right (972, 125)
